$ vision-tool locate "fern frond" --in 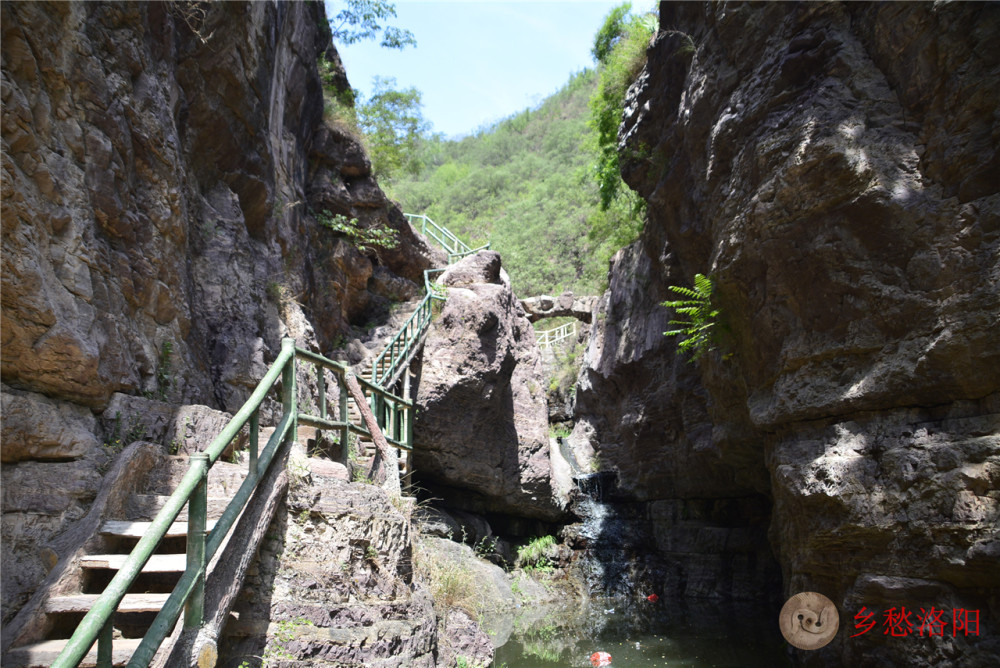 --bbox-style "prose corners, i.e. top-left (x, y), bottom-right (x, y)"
top-left (661, 272), bottom-right (720, 363)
